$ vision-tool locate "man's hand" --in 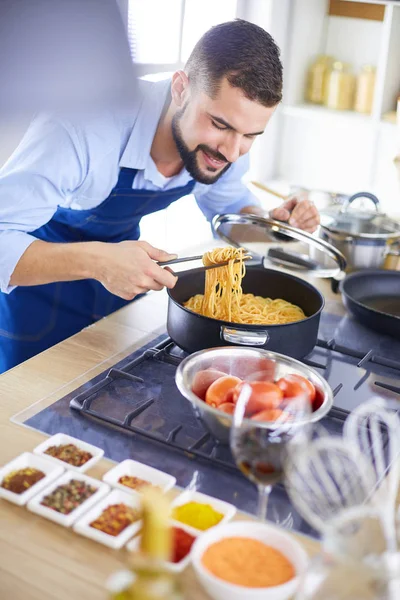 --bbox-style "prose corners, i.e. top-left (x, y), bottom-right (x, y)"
top-left (269, 195), bottom-right (320, 233)
top-left (95, 240), bottom-right (178, 300)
